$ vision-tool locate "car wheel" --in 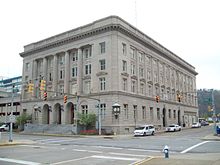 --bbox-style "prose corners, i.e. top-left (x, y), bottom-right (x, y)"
top-left (0, 128), bottom-right (3, 132)
top-left (151, 131), bottom-right (154, 135)
top-left (174, 129), bottom-right (176, 132)
top-left (143, 132), bottom-right (146, 136)
top-left (179, 128), bottom-right (181, 131)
